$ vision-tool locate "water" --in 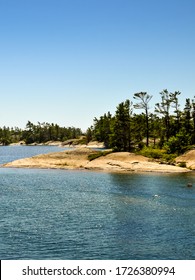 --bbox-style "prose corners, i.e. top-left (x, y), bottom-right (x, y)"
top-left (0, 146), bottom-right (195, 259)
top-left (0, 145), bottom-right (66, 165)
